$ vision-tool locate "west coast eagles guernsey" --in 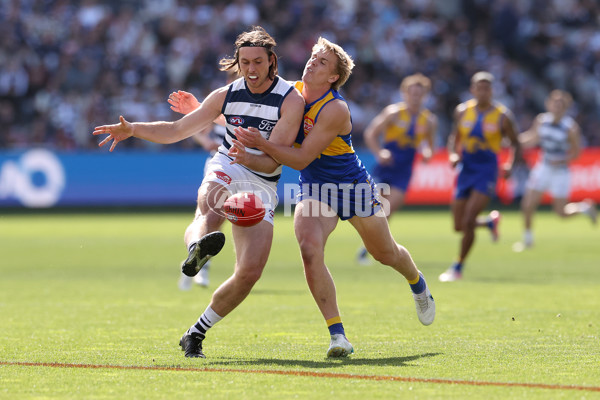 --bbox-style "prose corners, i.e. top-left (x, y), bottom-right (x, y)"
top-left (381, 104), bottom-right (432, 167)
top-left (218, 76), bottom-right (295, 182)
top-left (457, 99), bottom-right (507, 171)
top-left (293, 81), bottom-right (368, 185)
top-left (374, 105), bottom-right (432, 190)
